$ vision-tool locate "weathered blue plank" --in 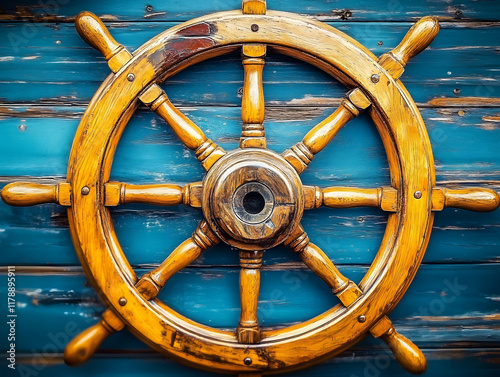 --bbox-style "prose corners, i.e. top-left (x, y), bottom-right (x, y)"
top-left (1, 107), bottom-right (499, 182)
top-left (0, 23), bottom-right (499, 104)
top-left (0, 264), bottom-right (498, 353)
top-left (4, 349), bottom-right (500, 377)
top-left (0, 0), bottom-right (498, 22)
top-left (0, 106), bottom-right (499, 265)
